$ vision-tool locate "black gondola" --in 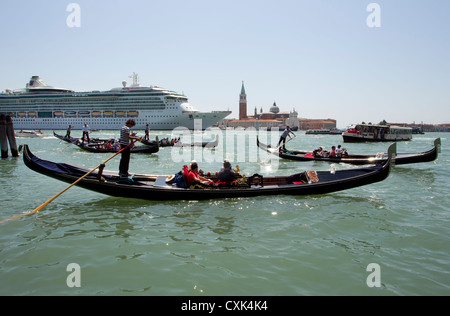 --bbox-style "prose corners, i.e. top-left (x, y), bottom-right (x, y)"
top-left (142, 134), bottom-right (219, 148)
top-left (257, 137), bottom-right (440, 165)
top-left (22, 144), bottom-right (394, 201)
top-left (54, 132), bottom-right (159, 154)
